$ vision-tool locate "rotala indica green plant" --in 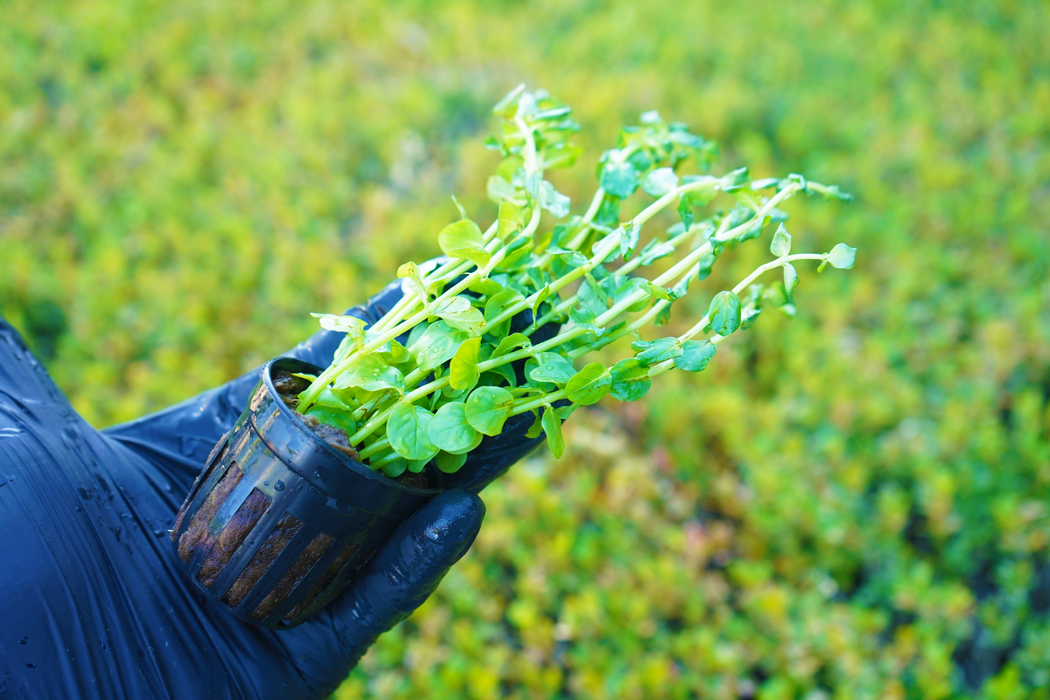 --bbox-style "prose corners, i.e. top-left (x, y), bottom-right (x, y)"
top-left (293, 85), bottom-right (856, 478)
